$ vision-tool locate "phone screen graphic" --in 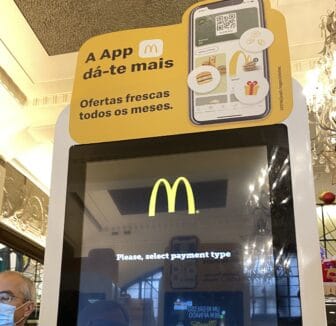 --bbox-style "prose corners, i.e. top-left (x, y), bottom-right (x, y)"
top-left (170, 236), bottom-right (198, 289)
top-left (190, 0), bottom-right (270, 124)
